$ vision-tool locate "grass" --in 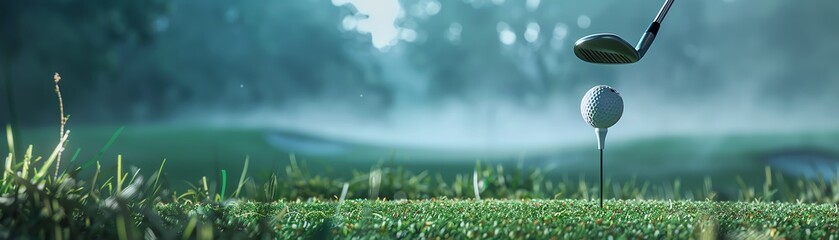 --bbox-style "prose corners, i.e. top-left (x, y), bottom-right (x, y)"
top-left (10, 117), bottom-right (839, 198)
top-left (13, 124), bottom-right (839, 194)
top-left (156, 199), bottom-right (839, 239)
top-left (1, 74), bottom-right (839, 238)
top-left (2, 125), bottom-right (838, 238)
